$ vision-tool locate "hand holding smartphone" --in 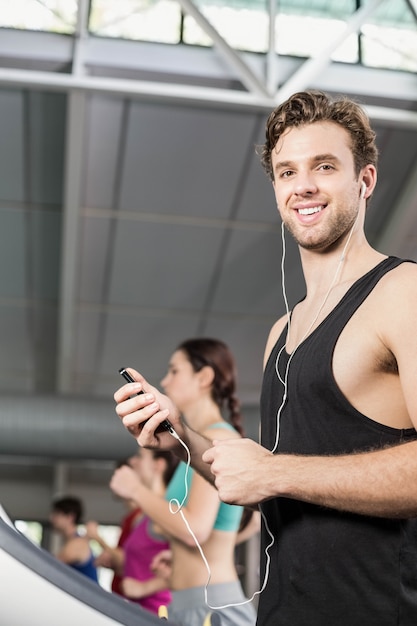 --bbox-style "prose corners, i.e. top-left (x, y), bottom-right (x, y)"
top-left (118, 368), bottom-right (178, 438)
